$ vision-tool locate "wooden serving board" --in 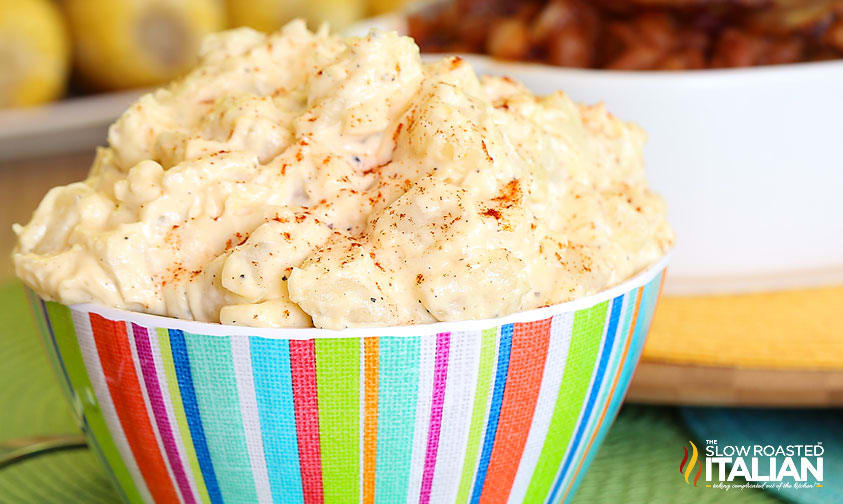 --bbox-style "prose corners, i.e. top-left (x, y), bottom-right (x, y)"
top-left (627, 288), bottom-right (843, 406)
top-left (628, 360), bottom-right (843, 407)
